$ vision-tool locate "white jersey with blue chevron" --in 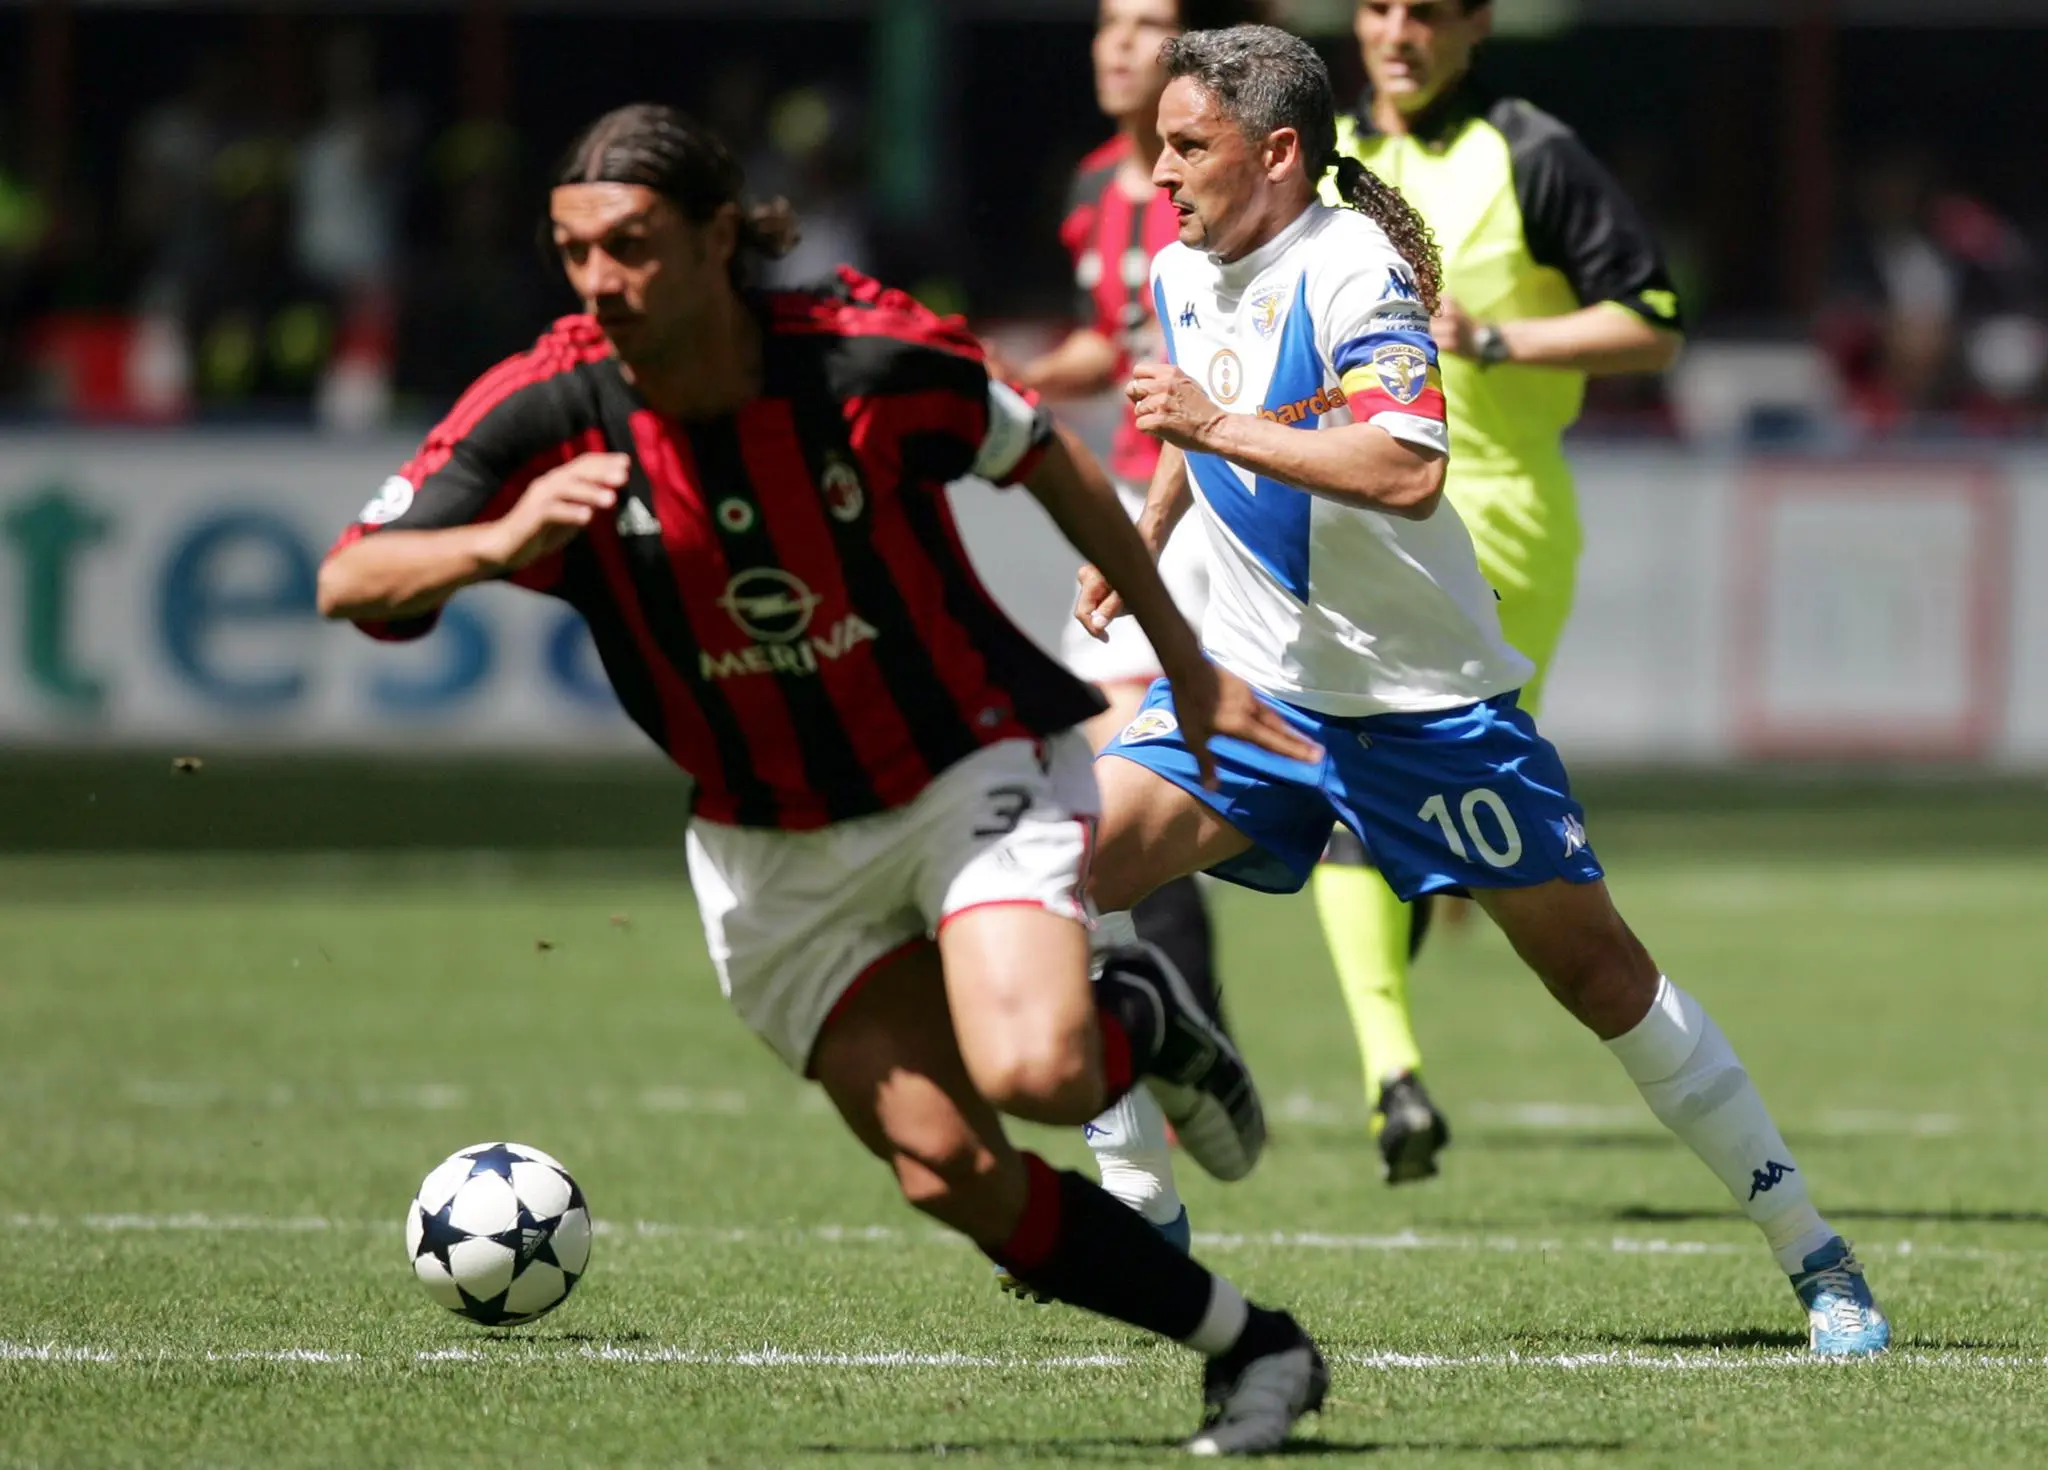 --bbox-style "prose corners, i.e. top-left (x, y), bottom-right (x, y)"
top-left (1151, 203), bottom-right (1534, 717)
